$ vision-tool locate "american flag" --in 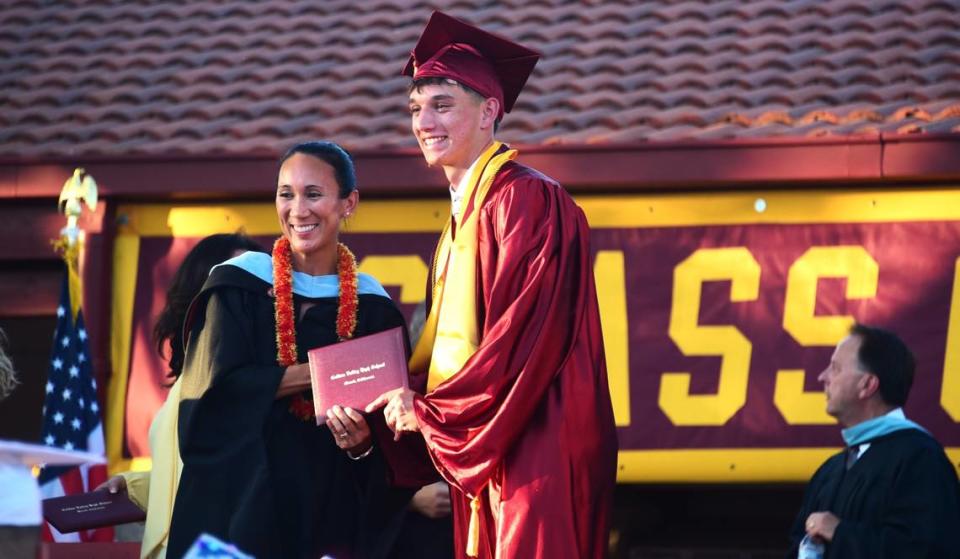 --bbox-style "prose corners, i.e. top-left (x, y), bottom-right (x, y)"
top-left (38, 278), bottom-right (113, 542)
